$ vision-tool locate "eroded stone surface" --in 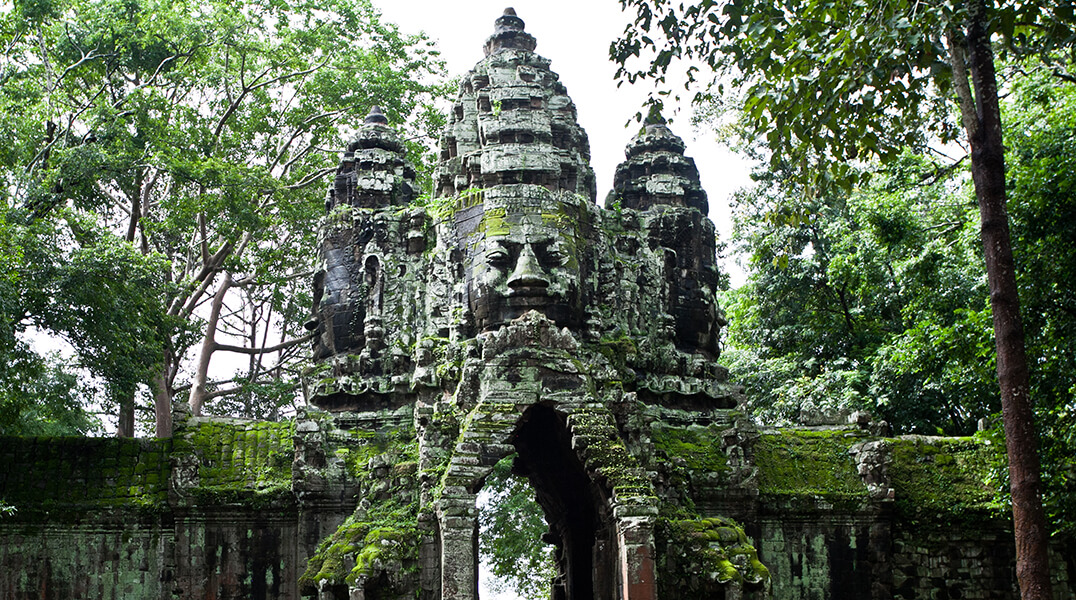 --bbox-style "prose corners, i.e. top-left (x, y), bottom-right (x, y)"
top-left (302, 8), bottom-right (747, 600)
